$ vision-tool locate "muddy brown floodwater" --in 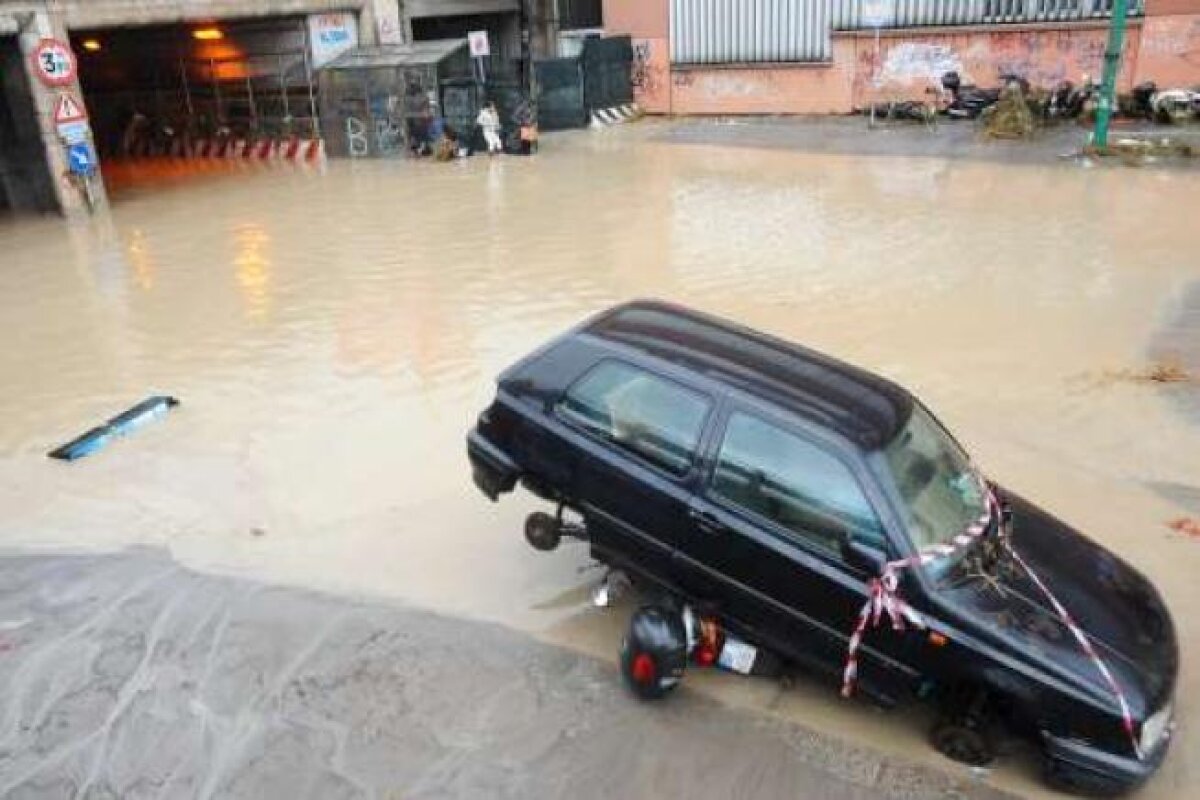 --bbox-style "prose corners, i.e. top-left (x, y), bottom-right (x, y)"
top-left (1, 120), bottom-right (1198, 797)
